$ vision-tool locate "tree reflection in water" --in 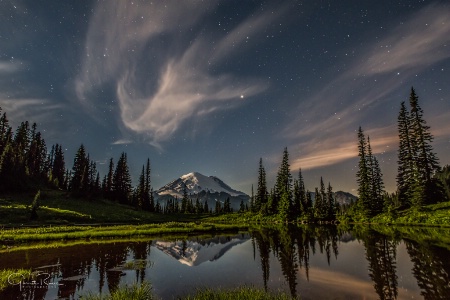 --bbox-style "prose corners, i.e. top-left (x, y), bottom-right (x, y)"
top-left (405, 240), bottom-right (450, 299)
top-left (354, 228), bottom-right (399, 300)
top-left (251, 225), bottom-right (340, 298)
top-left (2, 226), bottom-right (450, 299)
